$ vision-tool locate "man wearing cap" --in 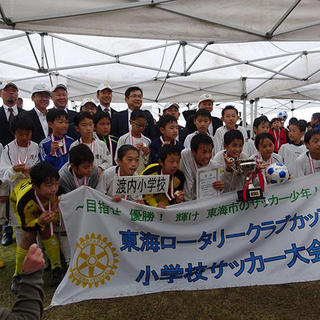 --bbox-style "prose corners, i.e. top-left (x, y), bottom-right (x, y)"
top-left (96, 83), bottom-right (118, 136)
top-left (182, 94), bottom-right (222, 141)
top-left (51, 84), bottom-right (79, 140)
top-left (0, 81), bottom-right (25, 246)
top-left (80, 98), bottom-right (97, 116)
top-left (27, 84), bottom-right (51, 144)
top-left (112, 86), bottom-right (155, 140)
